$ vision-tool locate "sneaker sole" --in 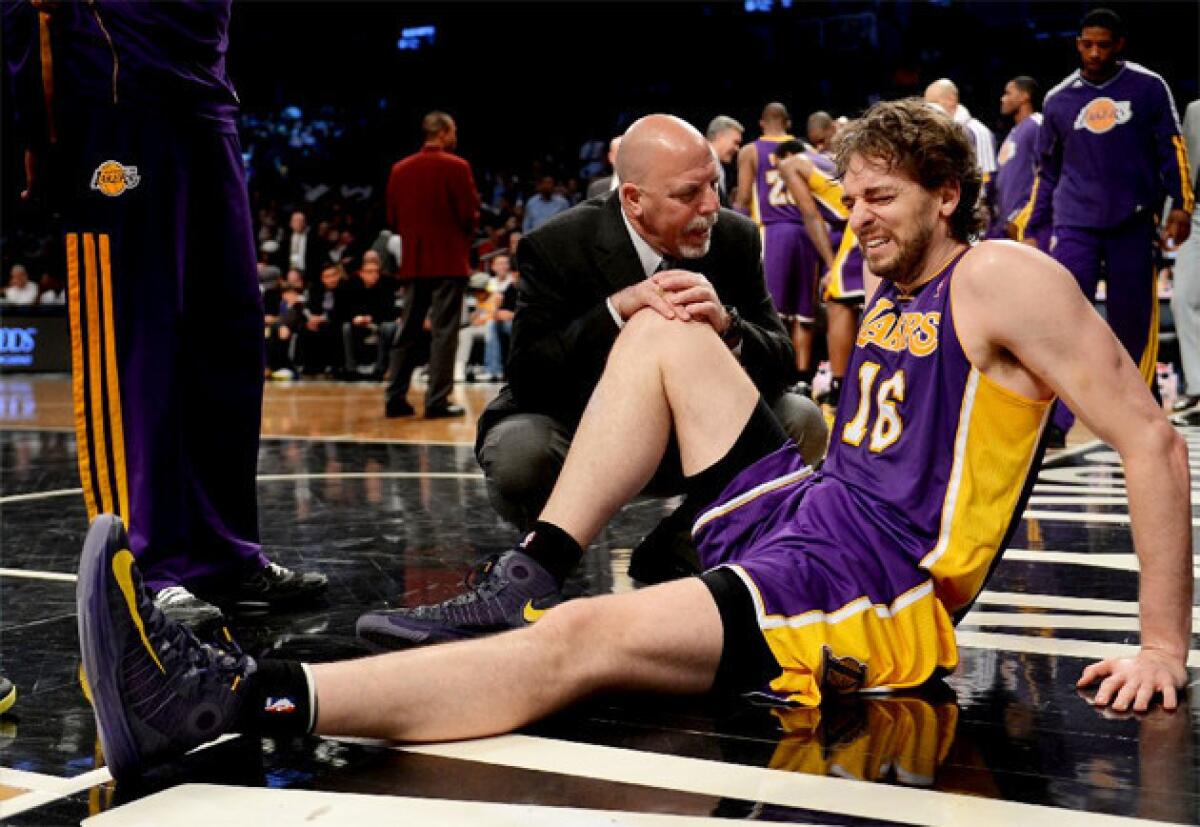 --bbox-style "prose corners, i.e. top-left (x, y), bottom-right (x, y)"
top-left (77, 515), bottom-right (143, 783)
top-left (354, 614), bottom-right (476, 647)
